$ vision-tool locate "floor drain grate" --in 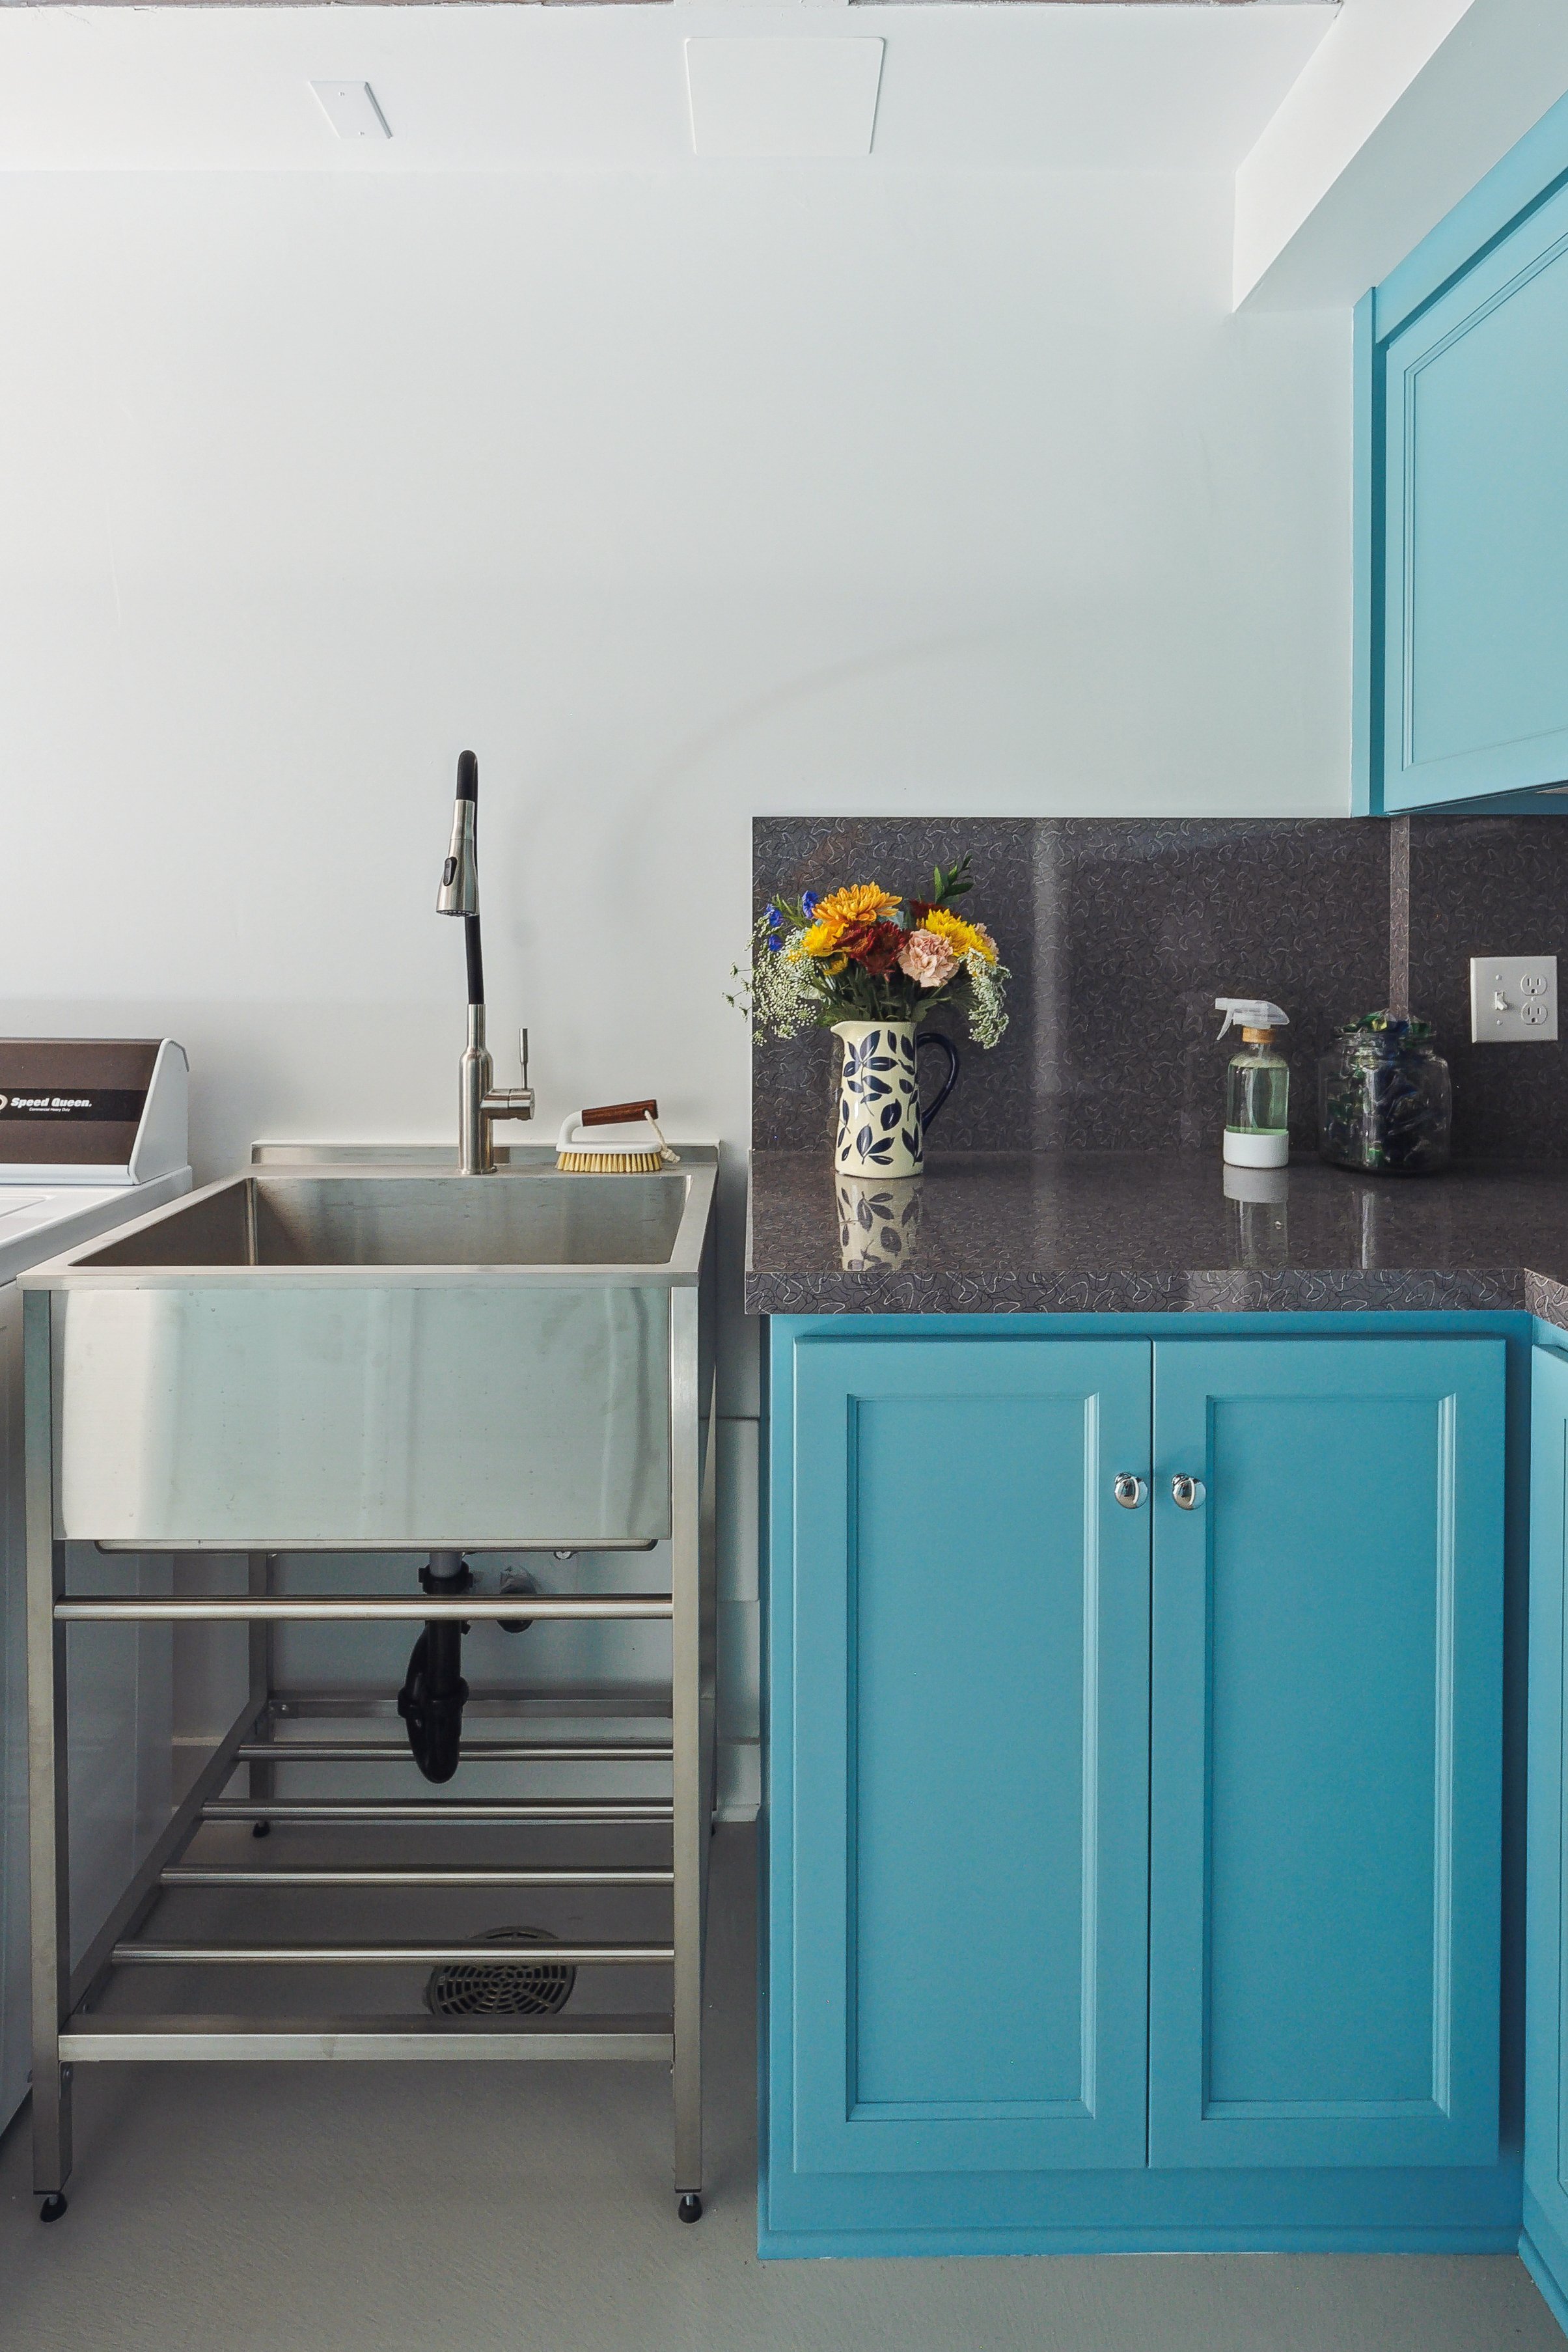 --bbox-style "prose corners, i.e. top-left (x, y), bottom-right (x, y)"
top-left (424, 1926), bottom-right (577, 2019)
